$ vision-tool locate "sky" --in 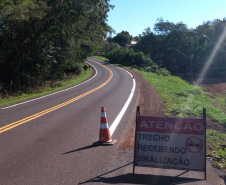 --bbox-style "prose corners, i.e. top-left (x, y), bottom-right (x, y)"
top-left (107, 0), bottom-right (226, 37)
